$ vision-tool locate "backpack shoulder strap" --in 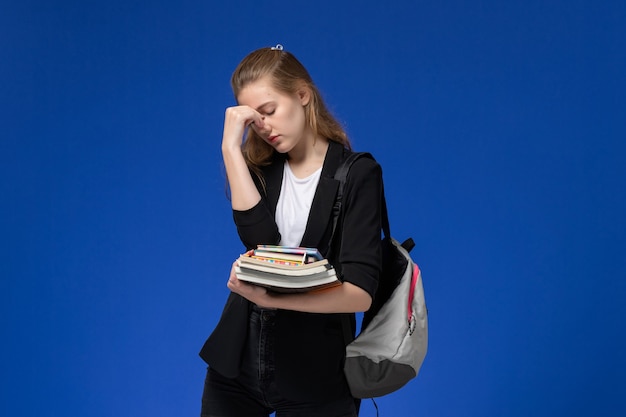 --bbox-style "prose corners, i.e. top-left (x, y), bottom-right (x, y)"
top-left (330, 152), bottom-right (385, 347)
top-left (330, 152), bottom-right (392, 246)
top-left (329, 152), bottom-right (371, 346)
top-left (330, 152), bottom-right (373, 243)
